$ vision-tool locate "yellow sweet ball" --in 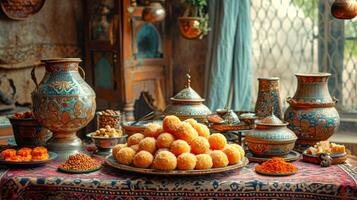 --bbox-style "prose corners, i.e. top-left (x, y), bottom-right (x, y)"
top-left (208, 133), bottom-right (227, 150)
top-left (176, 122), bottom-right (198, 143)
top-left (170, 139), bottom-right (191, 156)
top-left (115, 147), bottom-right (136, 165)
top-left (177, 152), bottom-right (197, 170)
top-left (152, 151), bottom-right (177, 170)
top-left (223, 145), bottom-right (242, 164)
top-left (230, 143), bottom-right (245, 158)
top-left (156, 132), bottom-right (175, 148)
top-left (133, 150), bottom-right (154, 168)
top-left (184, 118), bottom-right (198, 126)
top-left (138, 137), bottom-right (157, 154)
top-left (155, 148), bottom-right (170, 156)
top-left (143, 123), bottom-right (163, 138)
top-left (210, 150), bottom-right (229, 168)
top-left (190, 136), bottom-right (210, 154)
top-left (112, 143), bottom-right (127, 157)
top-left (195, 154), bottom-right (213, 170)
top-left (127, 133), bottom-right (145, 146)
top-left (163, 115), bottom-right (181, 135)
top-left (130, 144), bottom-right (139, 152)
top-left (184, 118), bottom-right (210, 138)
